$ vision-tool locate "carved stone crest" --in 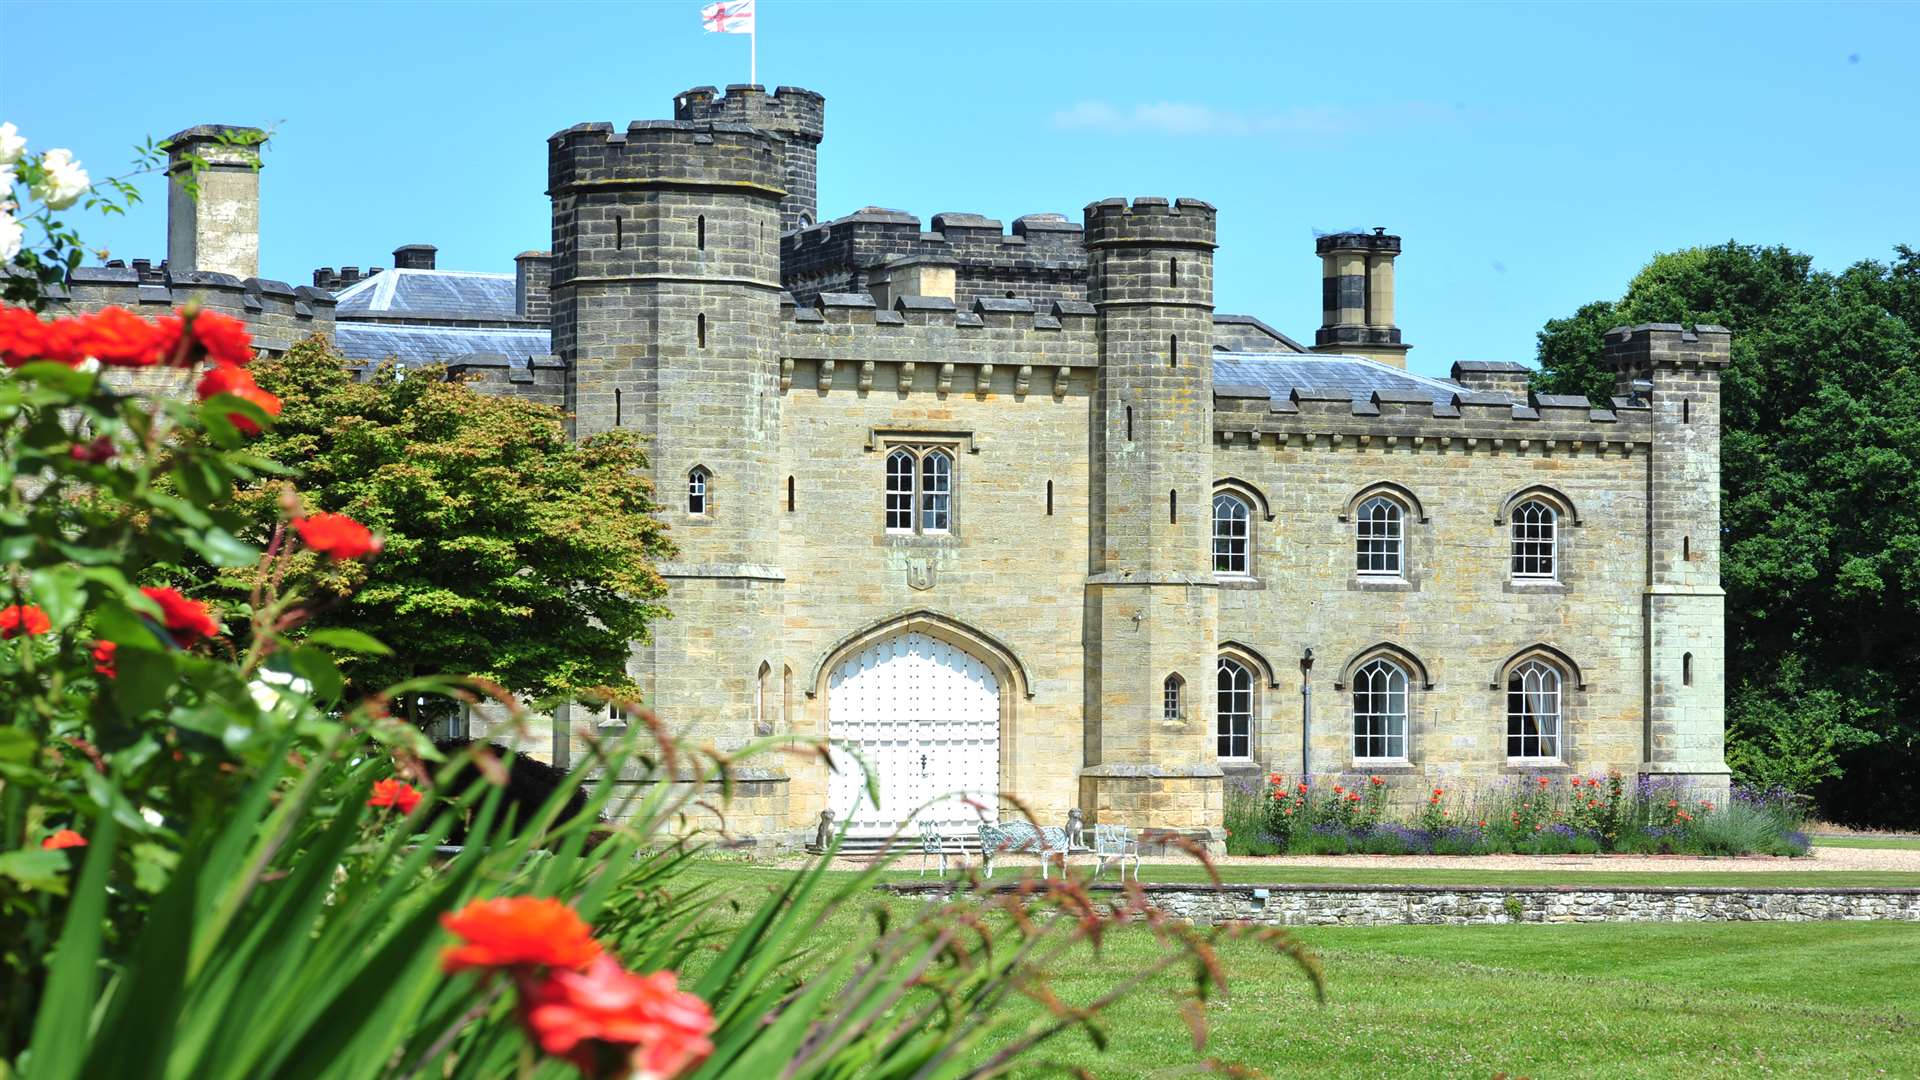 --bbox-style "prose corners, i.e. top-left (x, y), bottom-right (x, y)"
top-left (906, 558), bottom-right (935, 591)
